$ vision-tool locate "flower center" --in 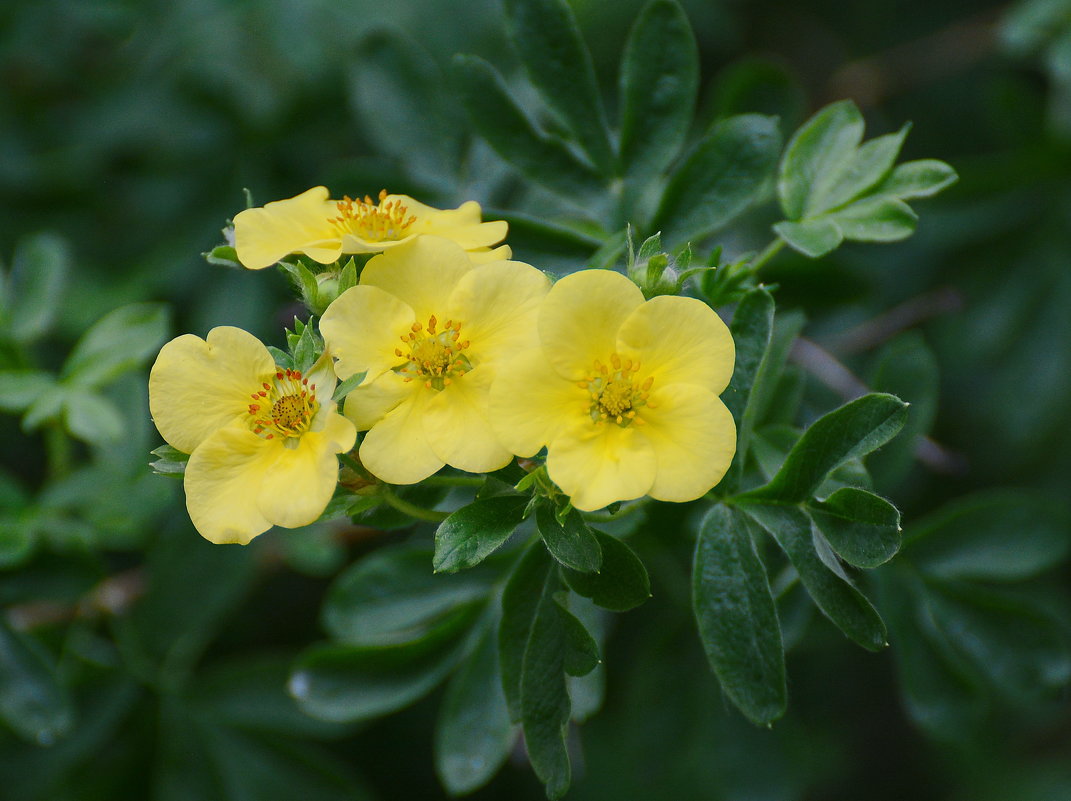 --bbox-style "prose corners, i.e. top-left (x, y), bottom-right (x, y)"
top-left (579, 353), bottom-right (655, 427)
top-left (330, 189), bottom-right (416, 242)
top-left (393, 315), bottom-right (472, 391)
top-left (247, 368), bottom-right (319, 439)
